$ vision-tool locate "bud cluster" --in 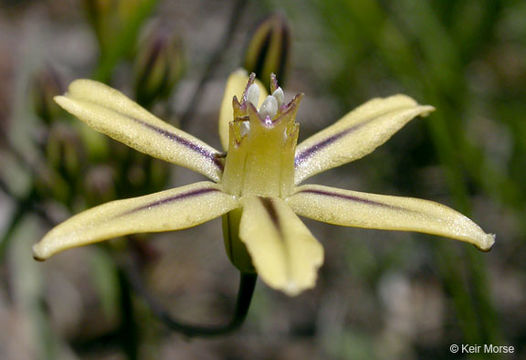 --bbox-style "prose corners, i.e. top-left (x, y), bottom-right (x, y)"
top-left (134, 25), bottom-right (184, 109)
top-left (243, 14), bottom-right (290, 89)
